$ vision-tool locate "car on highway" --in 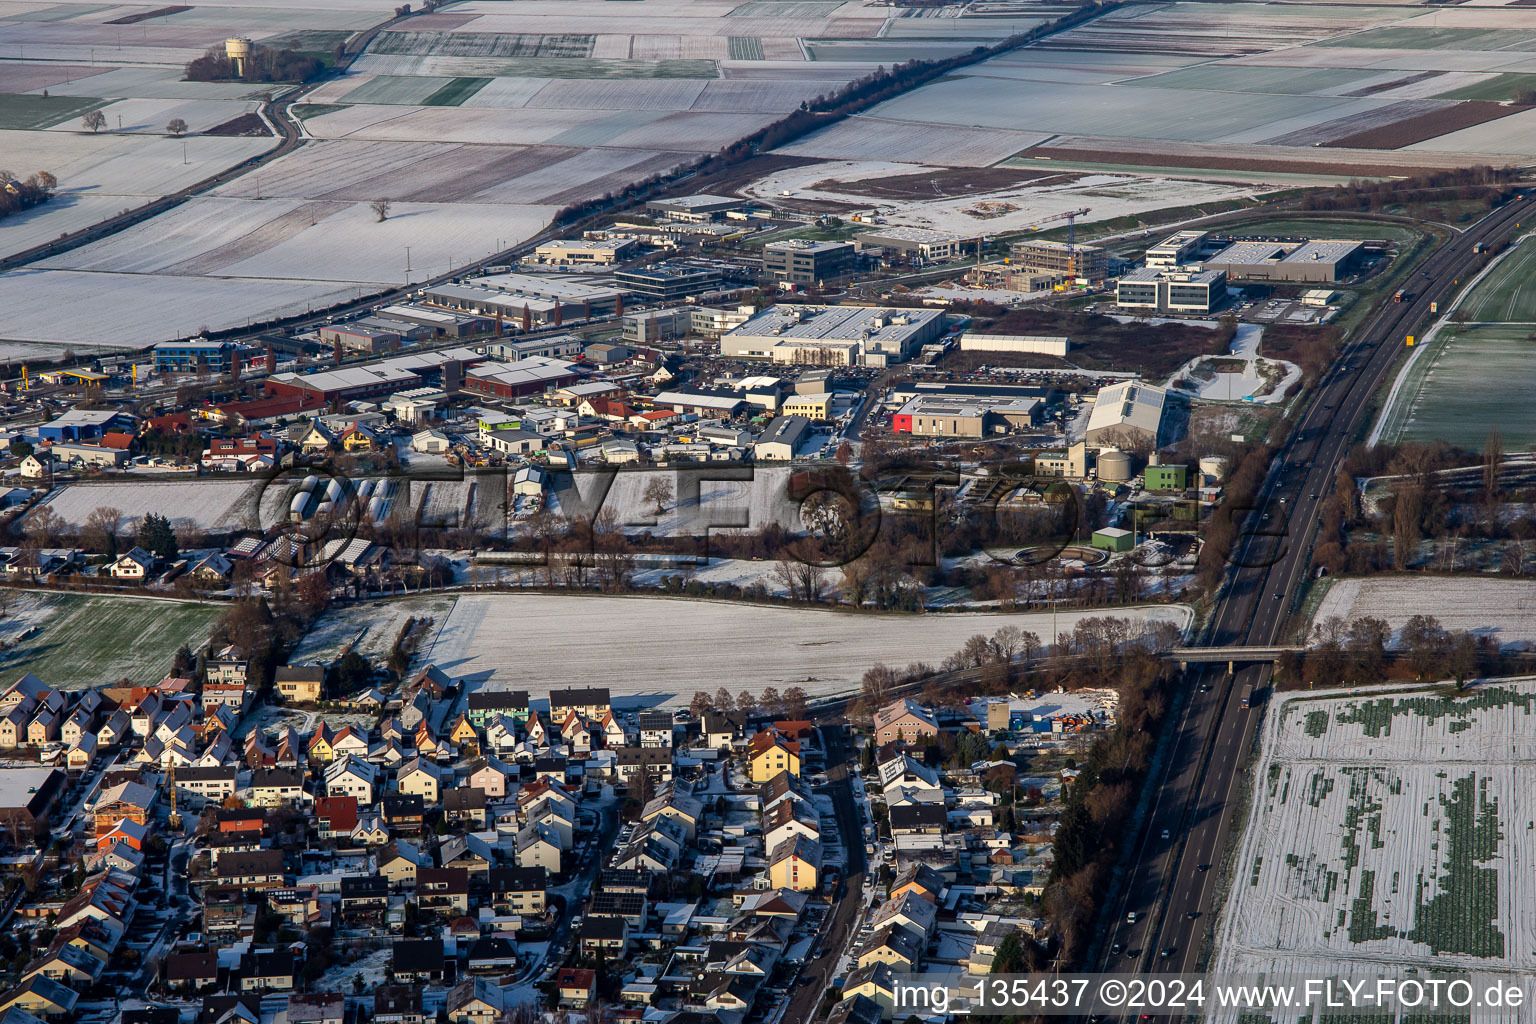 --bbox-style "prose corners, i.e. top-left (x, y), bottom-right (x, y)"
top-left (1160, 947), bottom-right (1176, 958)
top-left (1160, 829), bottom-right (1170, 839)
top-left (1197, 863), bottom-right (1210, 872)
top-left (1126, 911), bottom-right (1137, 923)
